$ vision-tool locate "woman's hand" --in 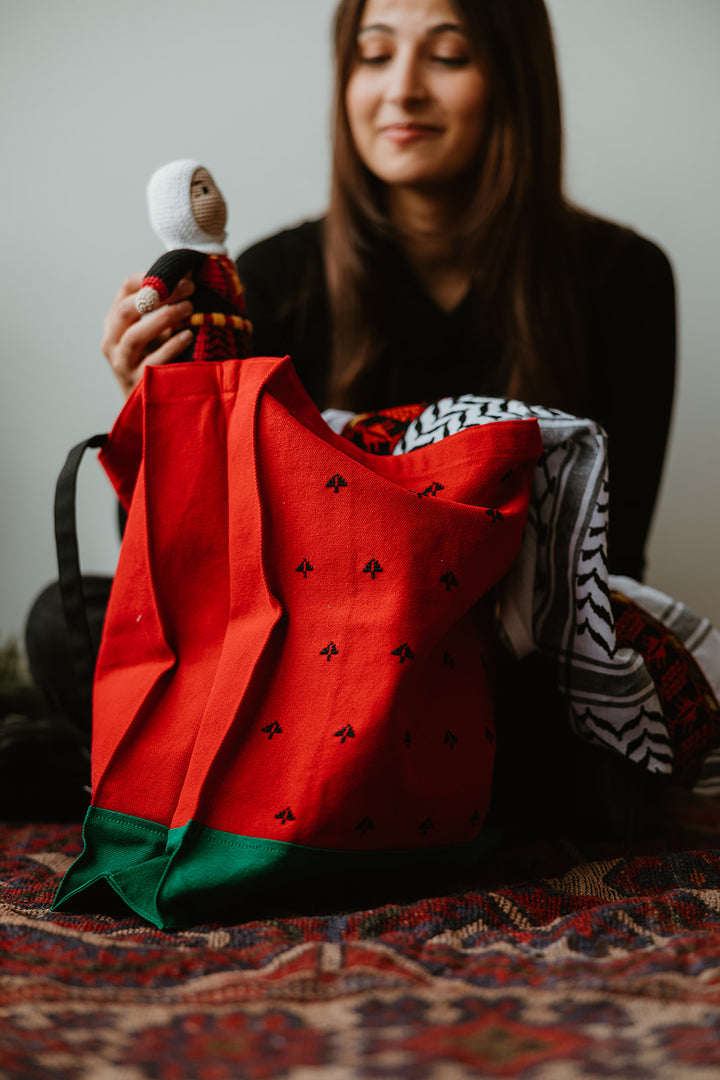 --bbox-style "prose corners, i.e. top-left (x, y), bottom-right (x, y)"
top-left (101, 273), bottom-right (196, 398)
